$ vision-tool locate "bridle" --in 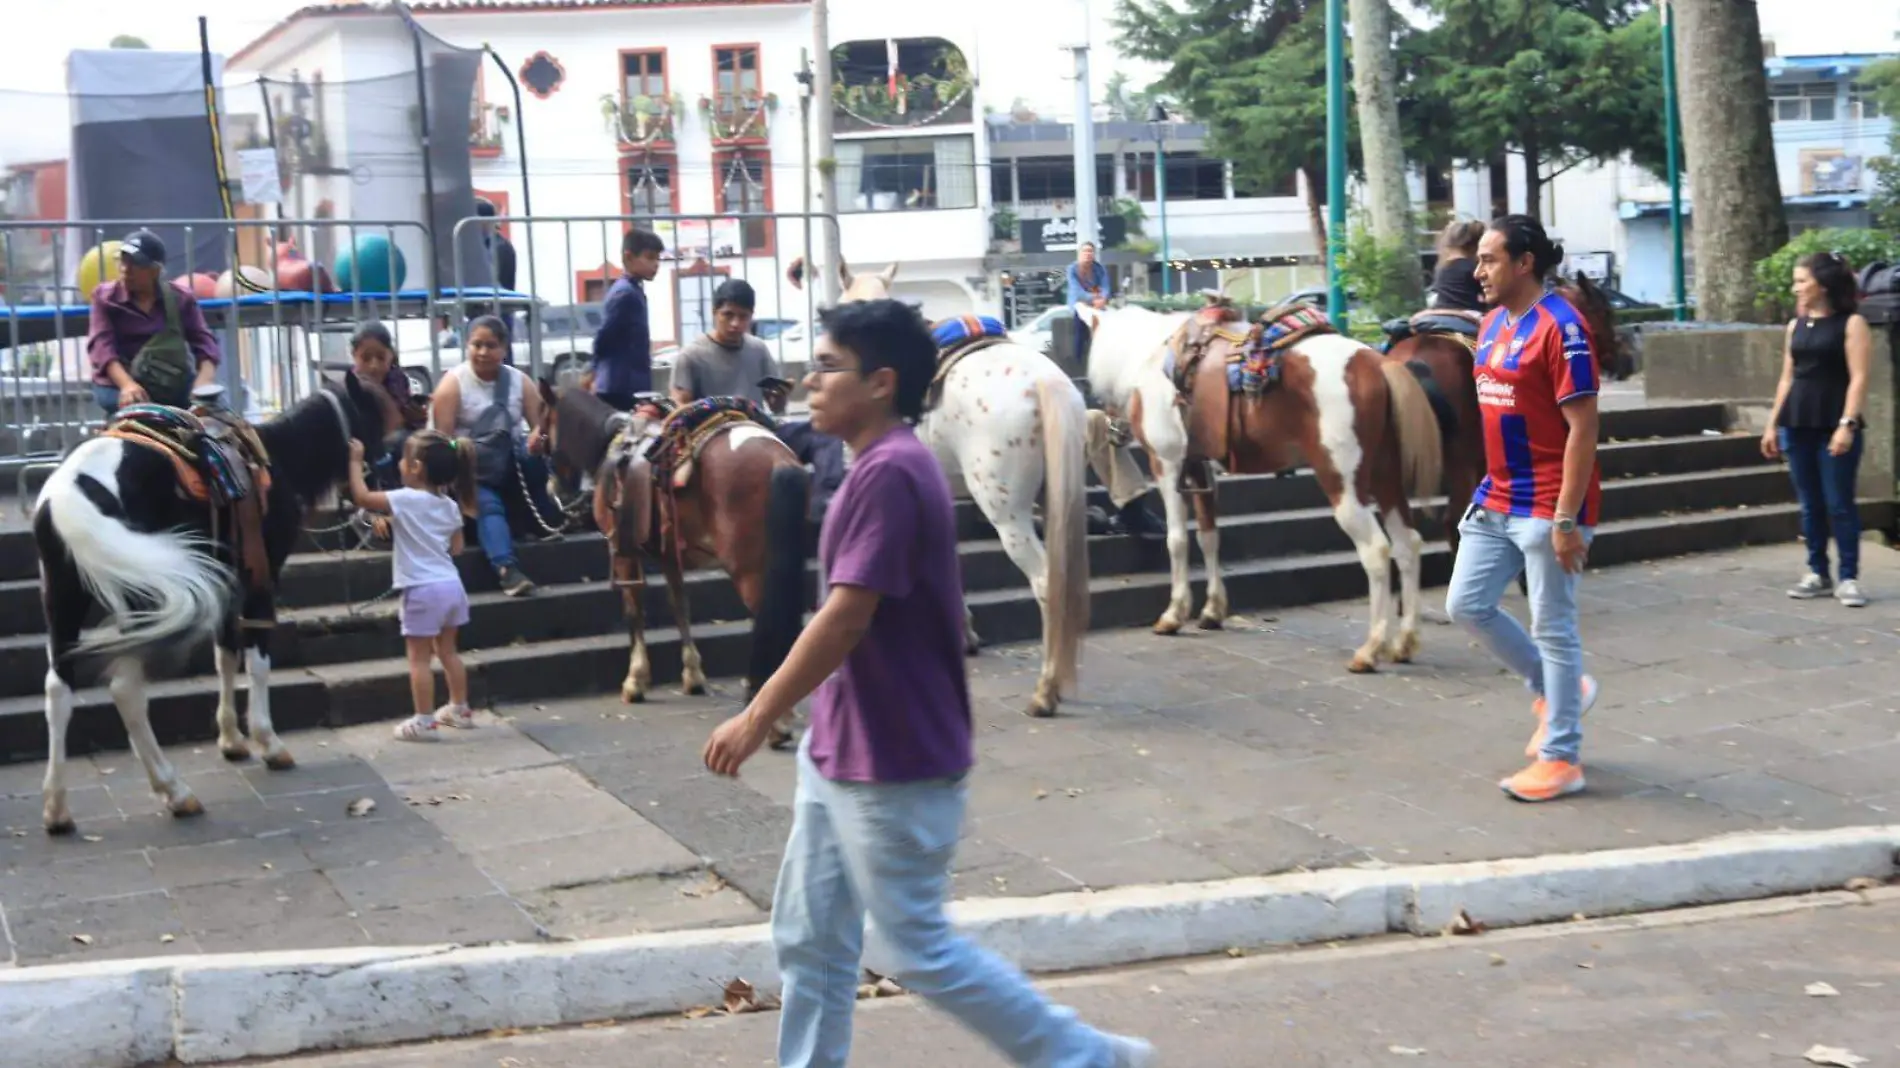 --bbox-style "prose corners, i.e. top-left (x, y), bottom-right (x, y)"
top-left (318, 386), bottom-right (353, 454)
